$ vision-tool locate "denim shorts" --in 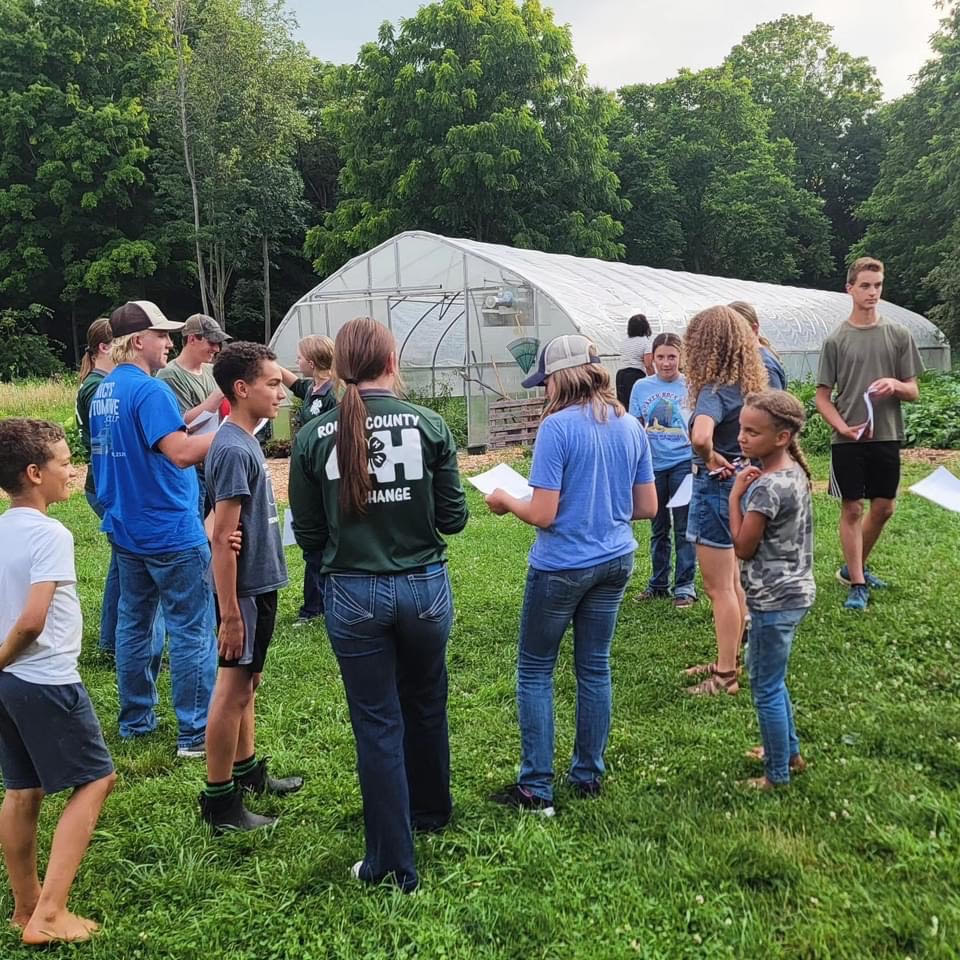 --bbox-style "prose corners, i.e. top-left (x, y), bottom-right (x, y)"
top-left (685, 471), bottom-right (734, 548)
